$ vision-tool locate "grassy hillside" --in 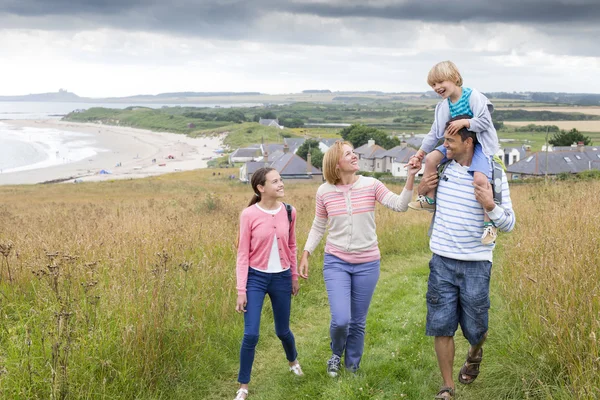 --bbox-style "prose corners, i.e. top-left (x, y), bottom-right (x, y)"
top-left (0, 171), bottom-right (598, 398)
